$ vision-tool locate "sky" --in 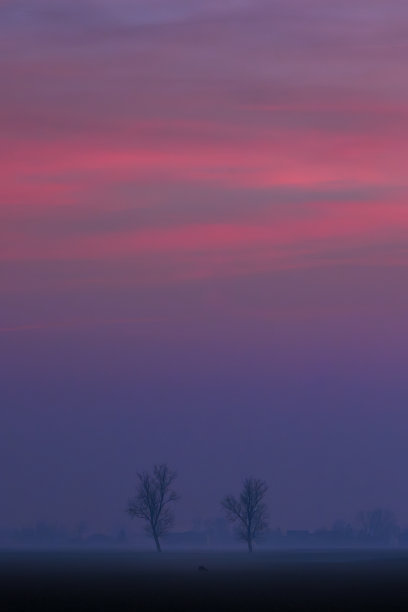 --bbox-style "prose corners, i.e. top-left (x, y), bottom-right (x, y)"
top-left (1, 0), bottom-right (408, 533)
